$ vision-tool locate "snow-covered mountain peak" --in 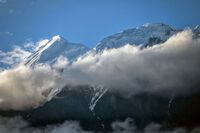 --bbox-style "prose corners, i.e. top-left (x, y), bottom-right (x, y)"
top-left (95, 23), bottom-right (178, 52)
top-left (52, 35), bottom-right (61, 41)
top-left (194, 25), bottom-right (200, 30)
top-left (142, 23), bottom-right (171, 28)
top-left (141, 23), bottom-right (176, 32)
top-left (24, 35), bottom-right (90, 66)
top-left (193, 25), bottom-right (200, 36)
